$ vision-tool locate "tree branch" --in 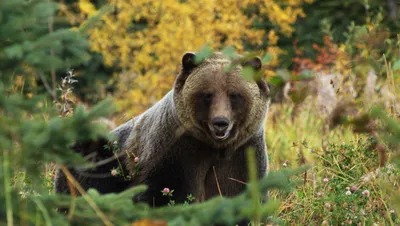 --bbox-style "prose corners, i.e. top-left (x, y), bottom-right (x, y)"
top-left (37, 71), bottom-right (57, 100)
